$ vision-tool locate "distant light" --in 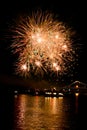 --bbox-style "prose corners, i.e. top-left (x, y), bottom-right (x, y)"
top-left (76, 85), bottom-right (79, 88)
top-left (14, 90), bottom-right (18, 94)
top-left (75, 93), bottom-right (79, 96)
top-left (35, 91), bottom-right (39, 95)
top-left (45, 92), bottom-right (52, 95)
top-left (59, 97), bottom-right (63, 99)
top-left (53, 92), bottom-right (57, 95)
top-left (58, 92), bottom-right (64, 96)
